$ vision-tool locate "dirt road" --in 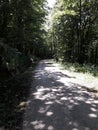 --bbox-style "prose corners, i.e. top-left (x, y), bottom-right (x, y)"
top-left (23, 60), bottom-right (98, 130)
